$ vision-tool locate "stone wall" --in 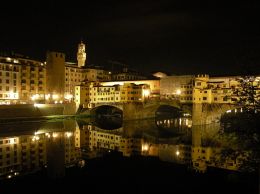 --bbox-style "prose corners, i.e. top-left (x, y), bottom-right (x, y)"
top-left (0, 103), bottom-right (76, 120)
